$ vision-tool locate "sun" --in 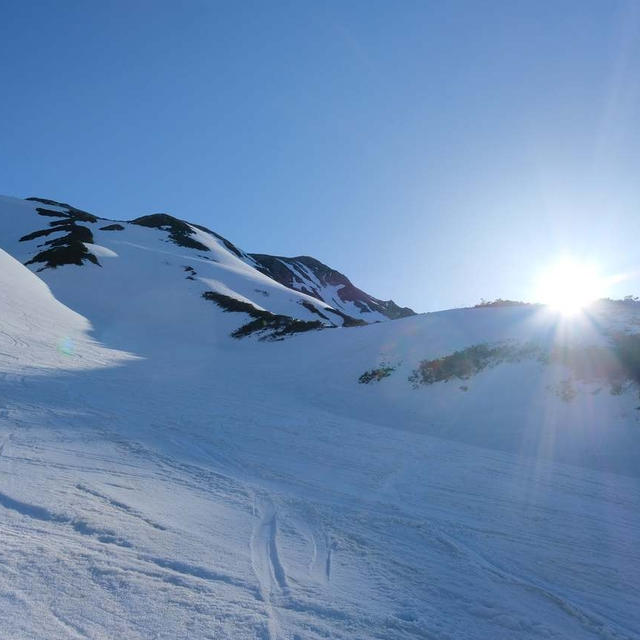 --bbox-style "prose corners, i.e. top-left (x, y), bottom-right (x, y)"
top-left (536, 259), bottom-right (602, 315)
